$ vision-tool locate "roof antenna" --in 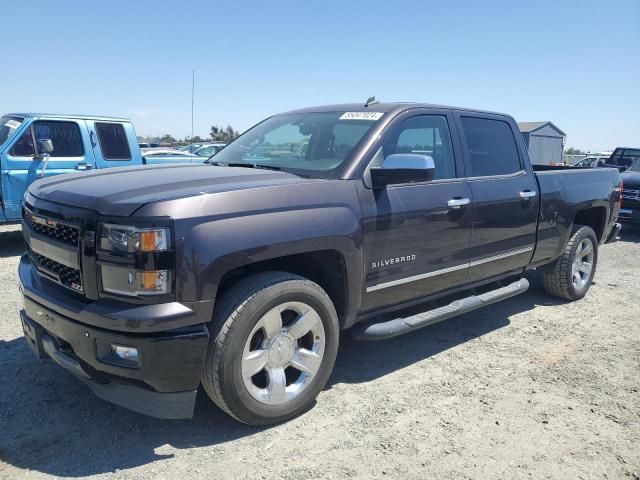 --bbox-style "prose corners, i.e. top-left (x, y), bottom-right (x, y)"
top-left (364, 96), bottom-right (379, 107)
